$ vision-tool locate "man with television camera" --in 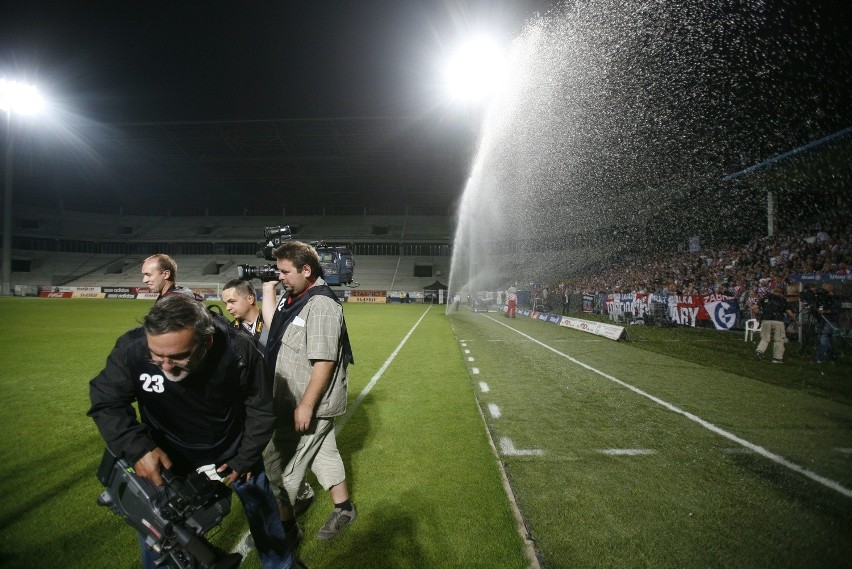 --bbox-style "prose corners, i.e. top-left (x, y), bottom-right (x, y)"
top-left (88, 294), bottom-right (303, 569)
